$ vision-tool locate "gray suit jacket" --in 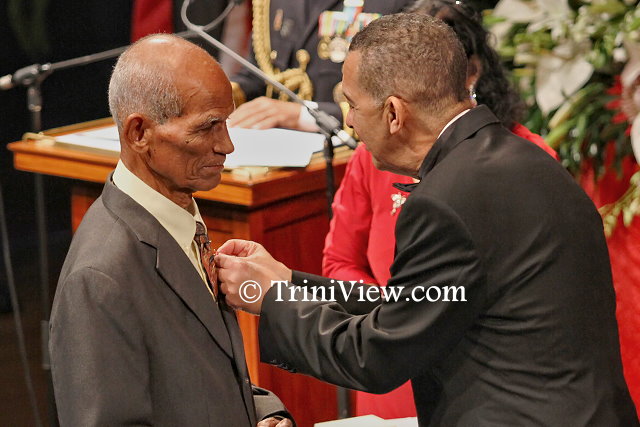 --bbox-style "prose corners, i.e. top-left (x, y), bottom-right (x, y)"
top-left (50, 176), bottom-right (288, 426)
